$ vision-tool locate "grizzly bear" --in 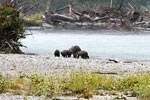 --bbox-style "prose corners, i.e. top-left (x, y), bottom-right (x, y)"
top-left (76, 51), bottom-right (89, 59)
top-left (54, 50), bottom-right (60, 57)
top-left (69, 45), bottom-right (81, 58)
top-left (61, 50), bottom-right (71, 58)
